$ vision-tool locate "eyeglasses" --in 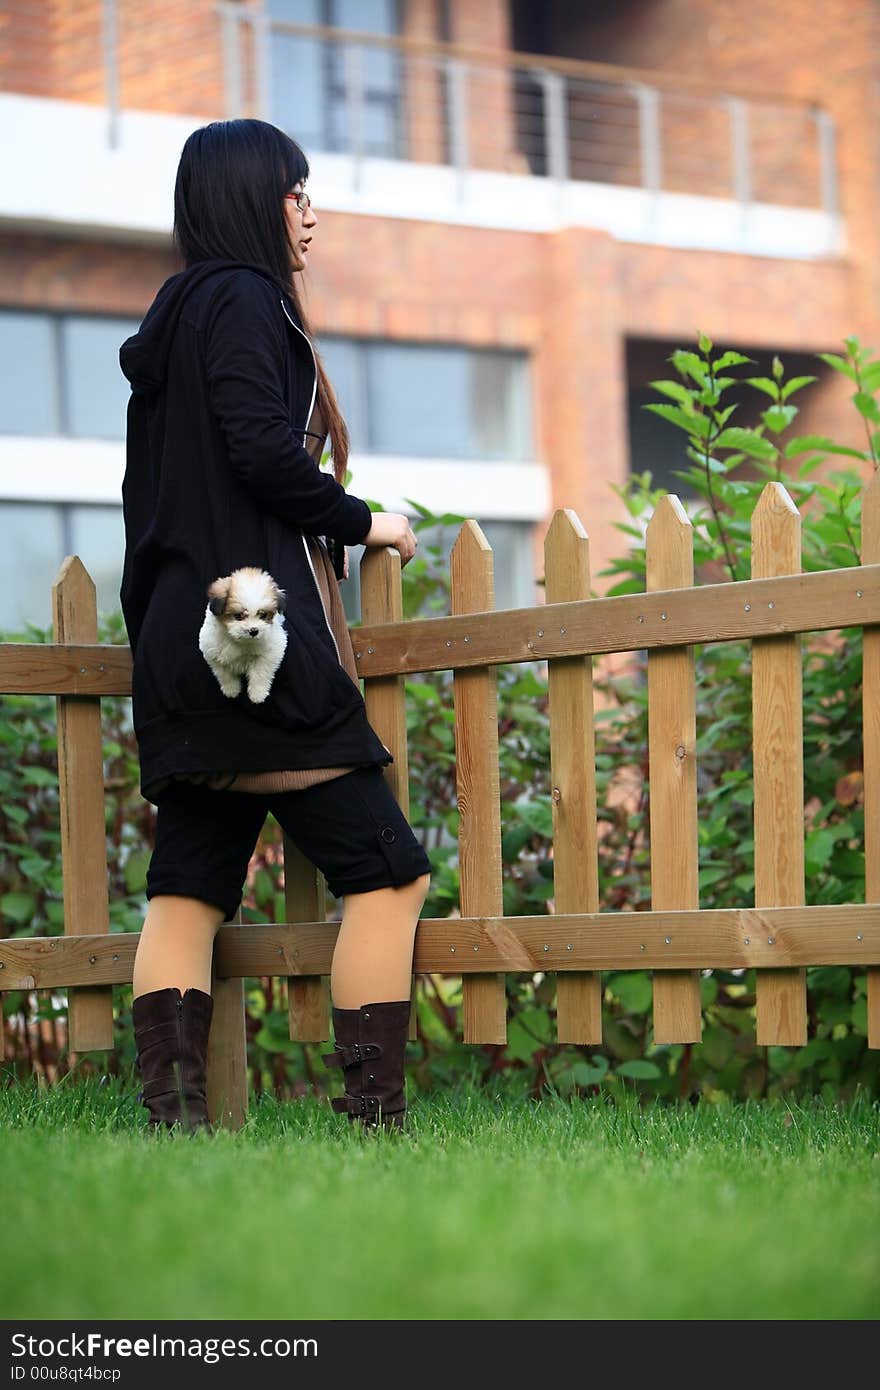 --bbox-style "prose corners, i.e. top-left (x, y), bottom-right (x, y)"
top-left (284, 189), bottom-right (311, 211)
